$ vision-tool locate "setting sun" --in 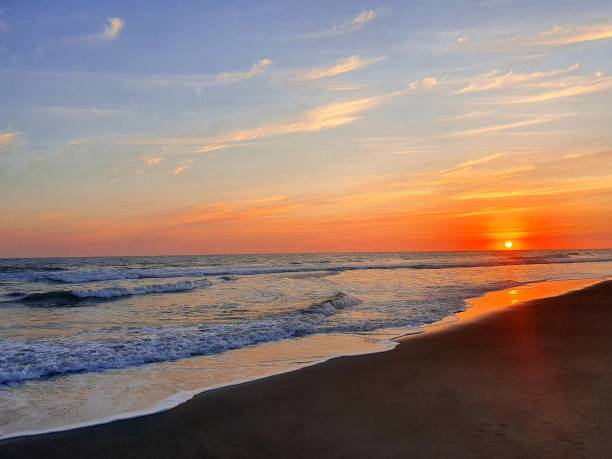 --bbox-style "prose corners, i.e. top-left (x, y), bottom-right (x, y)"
top-left (504, 240), bottom-right (514, 249)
